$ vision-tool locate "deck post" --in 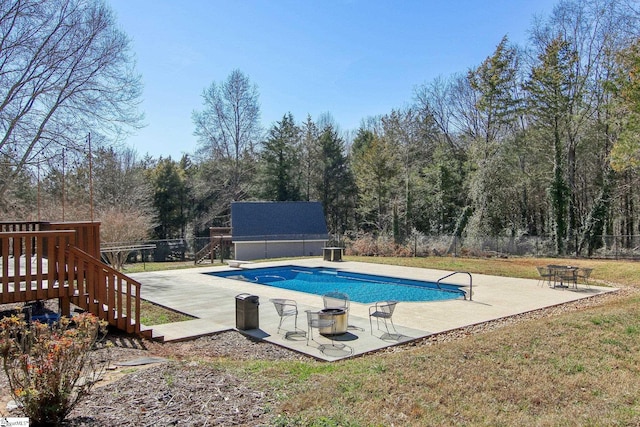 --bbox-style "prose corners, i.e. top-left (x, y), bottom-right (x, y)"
top-left (60, 297), bottom-right (71, 316)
